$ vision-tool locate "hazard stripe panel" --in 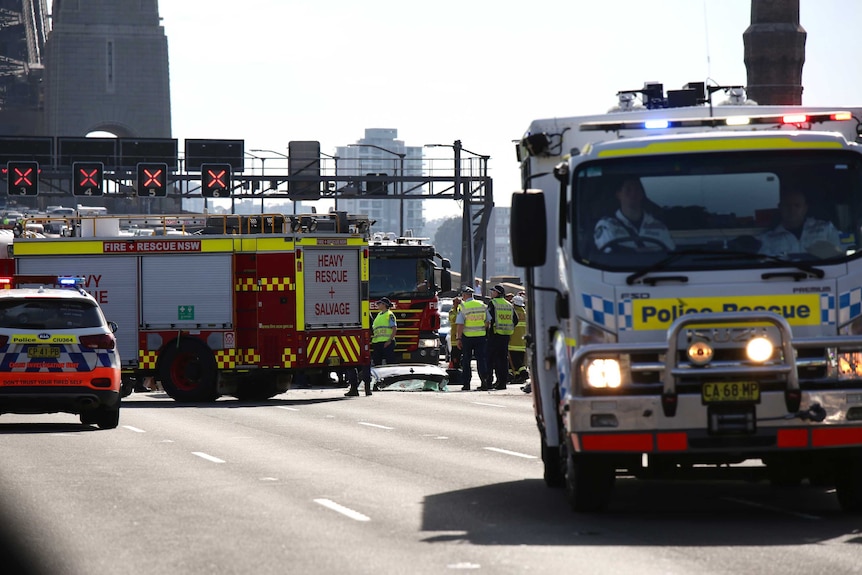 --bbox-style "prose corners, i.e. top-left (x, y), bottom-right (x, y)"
top-left (306, 335), bottom-right (361, 365)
